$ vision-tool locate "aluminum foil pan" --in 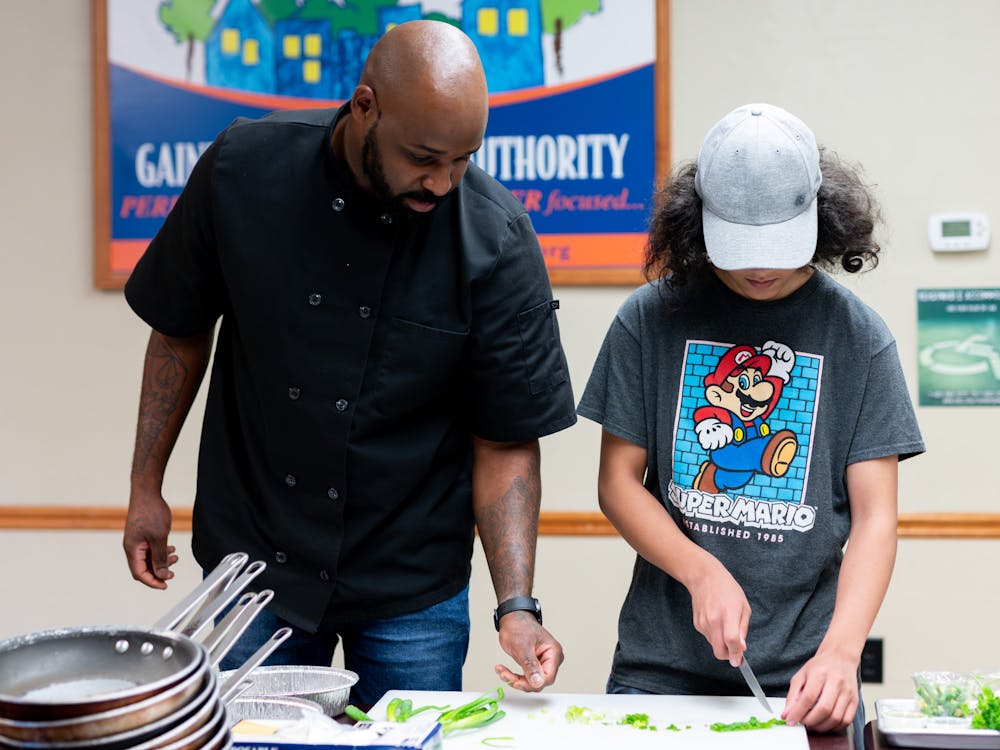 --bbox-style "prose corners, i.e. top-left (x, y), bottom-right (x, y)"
top-left (226, 695), bottom-right (323, 725)
top-left (219, 667), bottom-right (357, 717)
